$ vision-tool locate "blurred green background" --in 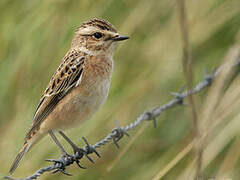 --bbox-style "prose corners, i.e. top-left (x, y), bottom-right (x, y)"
top-left (1, 0), bottom-right (240, 179)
